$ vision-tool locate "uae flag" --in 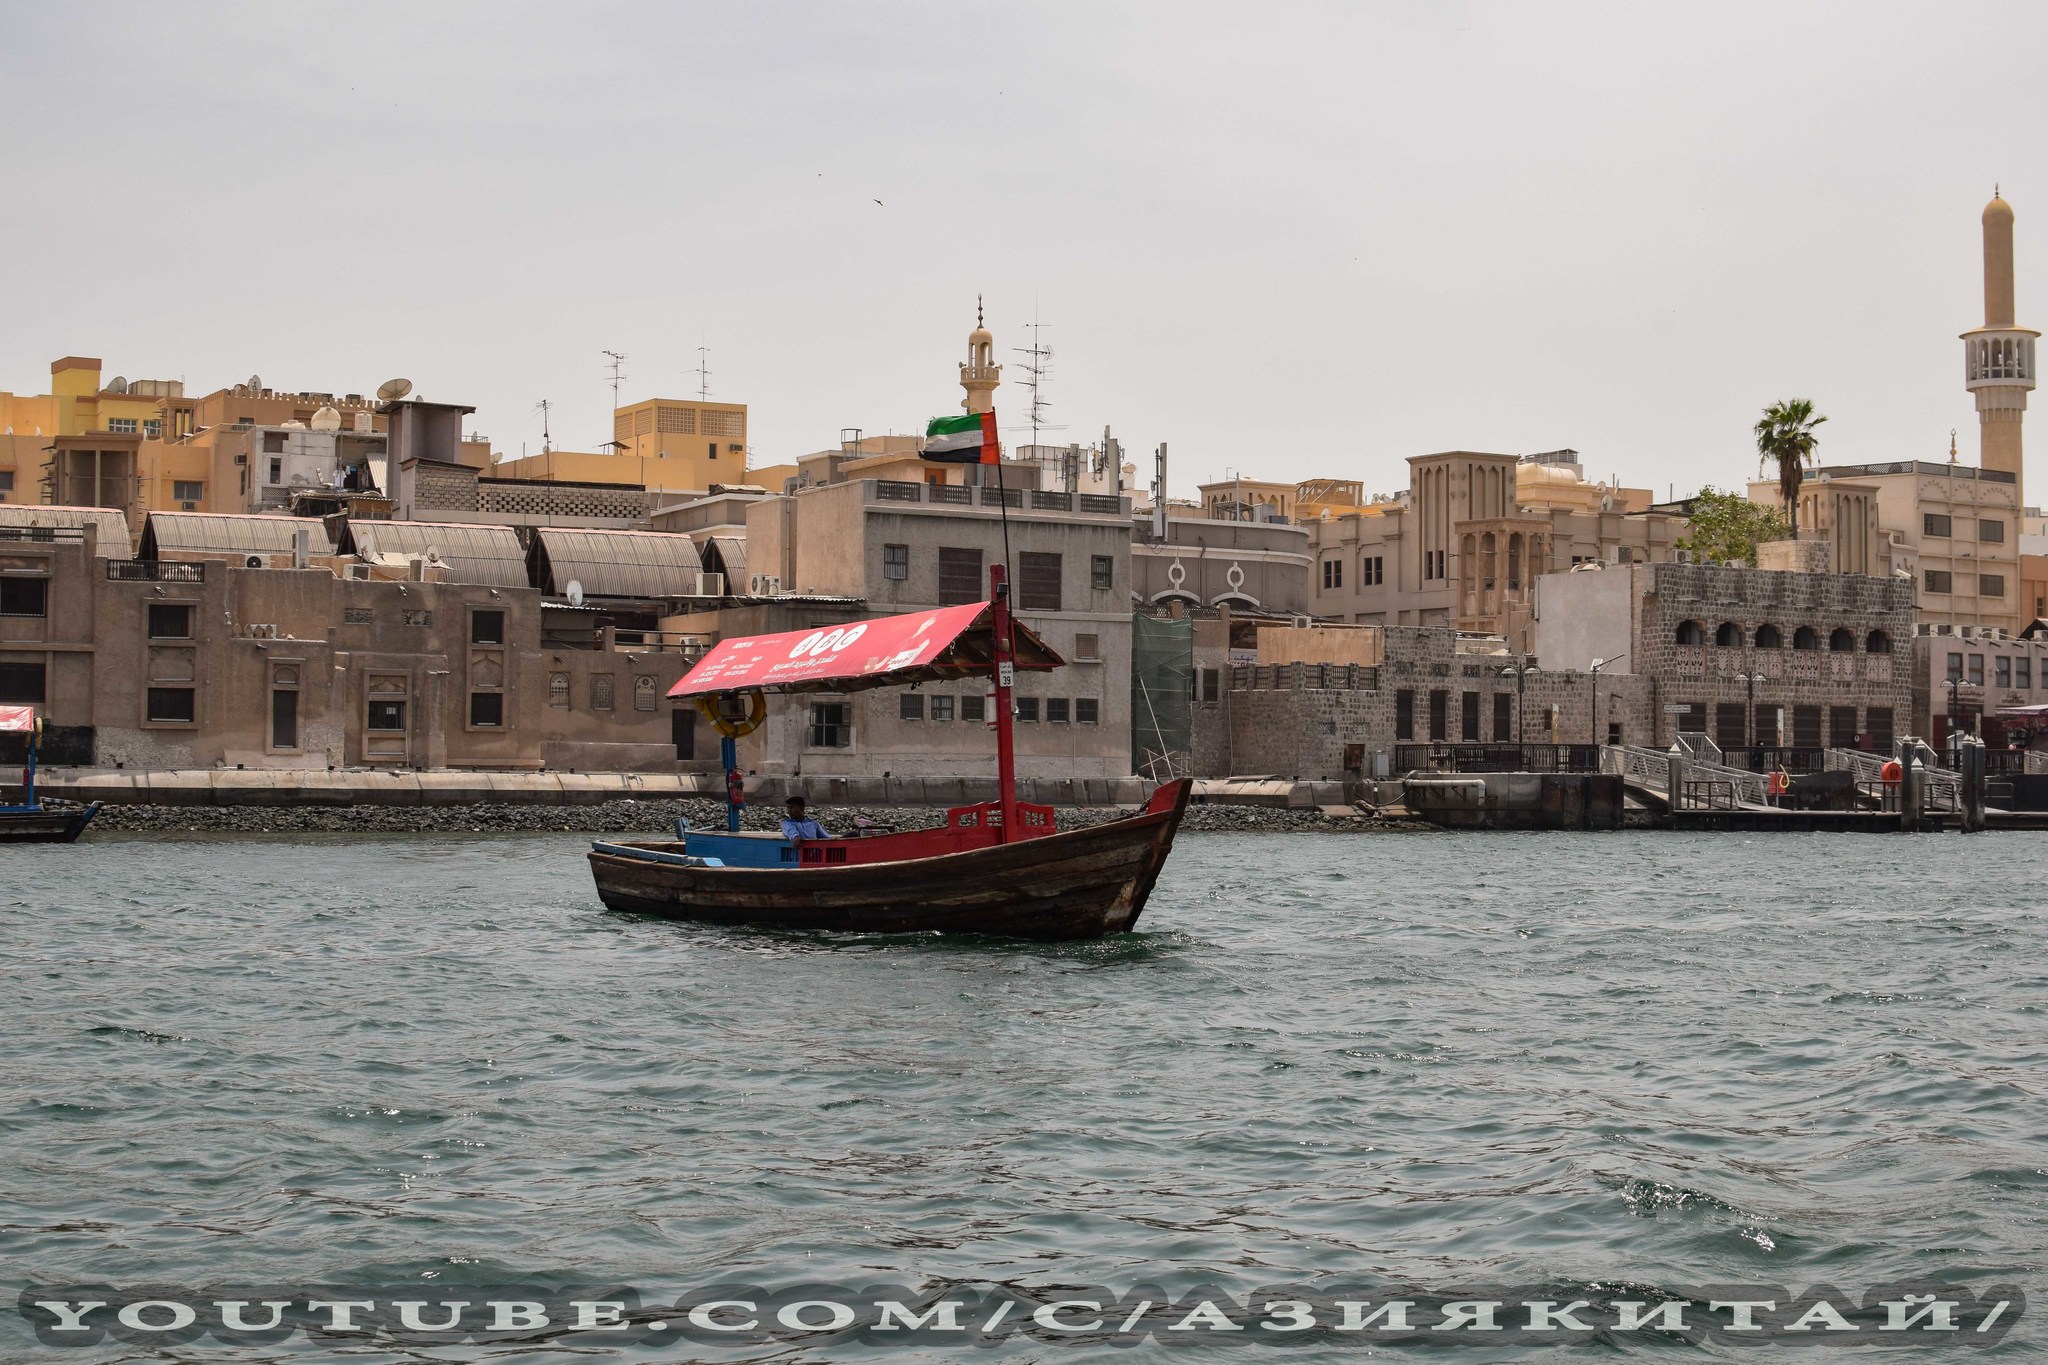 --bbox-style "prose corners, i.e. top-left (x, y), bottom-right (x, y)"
top-left (924, 411), bottom-right (999, 464)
